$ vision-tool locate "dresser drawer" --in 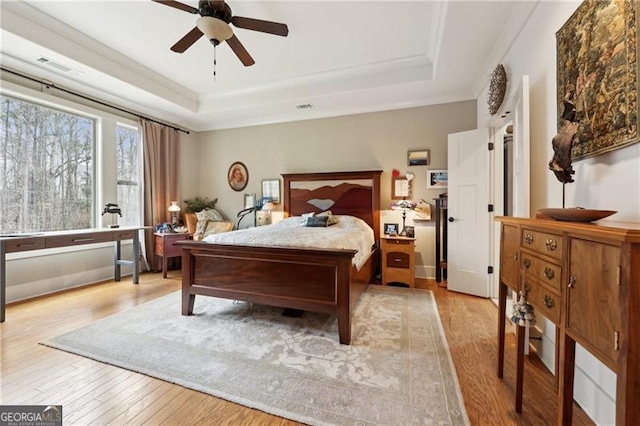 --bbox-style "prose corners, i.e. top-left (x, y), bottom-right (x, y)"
top-left (163, 237), bottom-right (185, 257)
top-left (386, 252), bottom-right (410, 269)
top-left (112, 230), bottom-right (136, 240)
top-left (526, 279), bottom-right (561, 325)
top-left (521, 254), bottom-right (562, 294)
top-left (3, 236), bottom-right (46, 252)
top-left (46, 232), bottom-right (112, 248)
top-left (521, 228), bottom-right (563, 260)
top-left (385, 238), bottom-right (413, 246)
